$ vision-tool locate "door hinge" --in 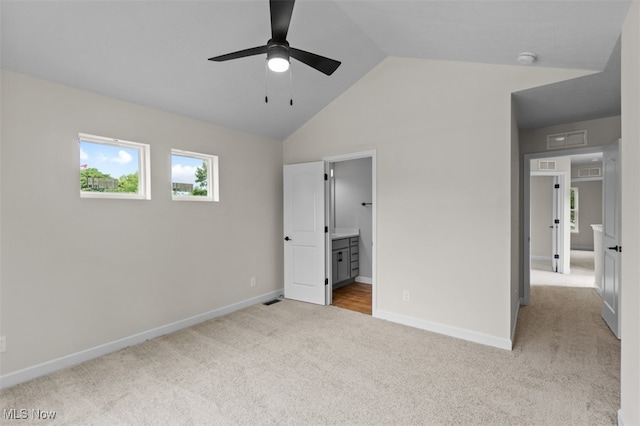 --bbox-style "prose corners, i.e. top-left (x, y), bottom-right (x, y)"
top-left (554, 219), bottom-right (560, 224)
top-left (554, 254), bottom-right (560, 259)
top-left (554, 184), bottom-right (560, 189)
top-left (325, 173), bottom-right (328, 181)
top-left (325, 226), bottom-right (328, 233)
top-left (325, 278), bottom-right (329, 285)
